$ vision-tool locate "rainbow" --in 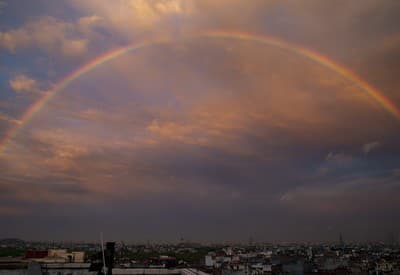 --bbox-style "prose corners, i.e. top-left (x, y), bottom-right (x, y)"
top-left (1, 30), bottom-right (399, 154)
top-left (0, 40), bottom-right (158, 154)
top-left (198, 30), bottom-right (400, 121)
